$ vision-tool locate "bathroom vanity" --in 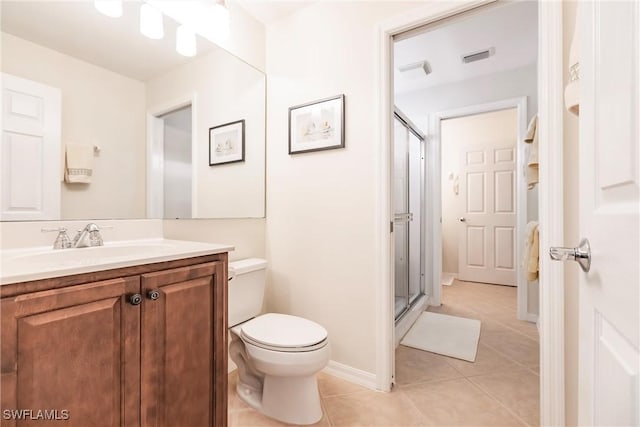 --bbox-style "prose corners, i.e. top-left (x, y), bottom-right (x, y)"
top-left (0, 240), bottom-right (231, 427)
